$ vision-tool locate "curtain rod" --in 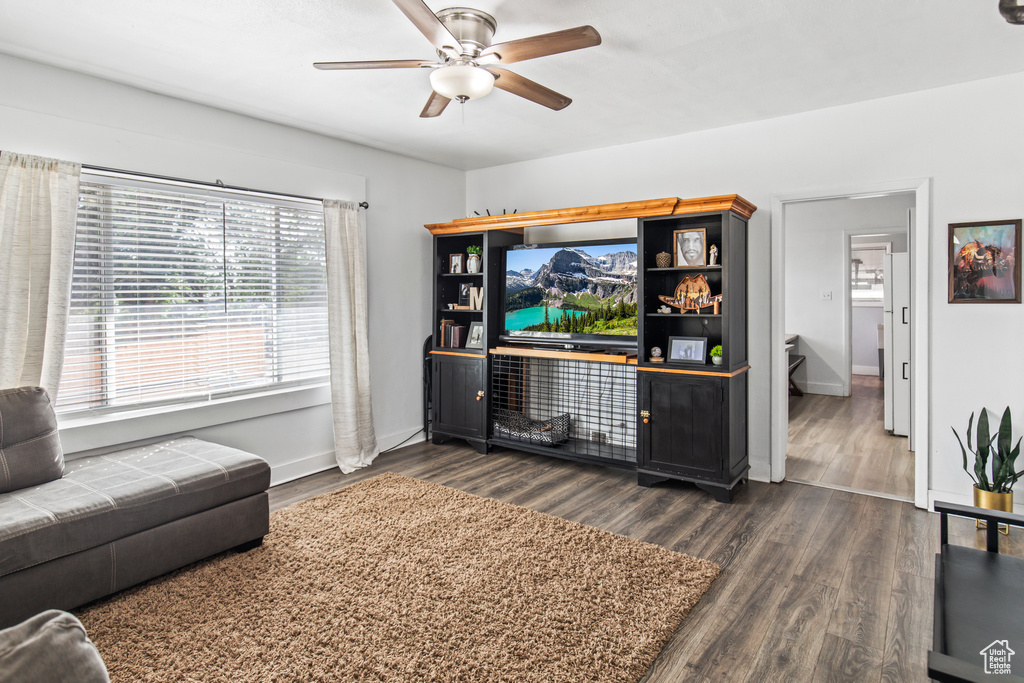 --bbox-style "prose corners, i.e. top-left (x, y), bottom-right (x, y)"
top-left (82, 164), bottom-right (369, 209)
